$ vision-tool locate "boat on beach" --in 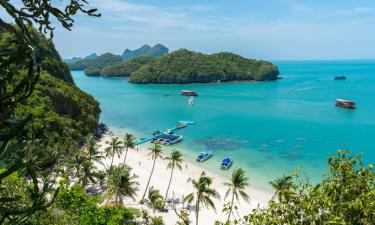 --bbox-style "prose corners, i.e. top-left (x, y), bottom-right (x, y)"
top-left (196, 151), bottom-right (213, 162)
top-left (220, 157), bottom-right (233, 170)
top-left (336, 99), bottom-right (356, 109)
top-left (181, 90), bottom-right (198, 96)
